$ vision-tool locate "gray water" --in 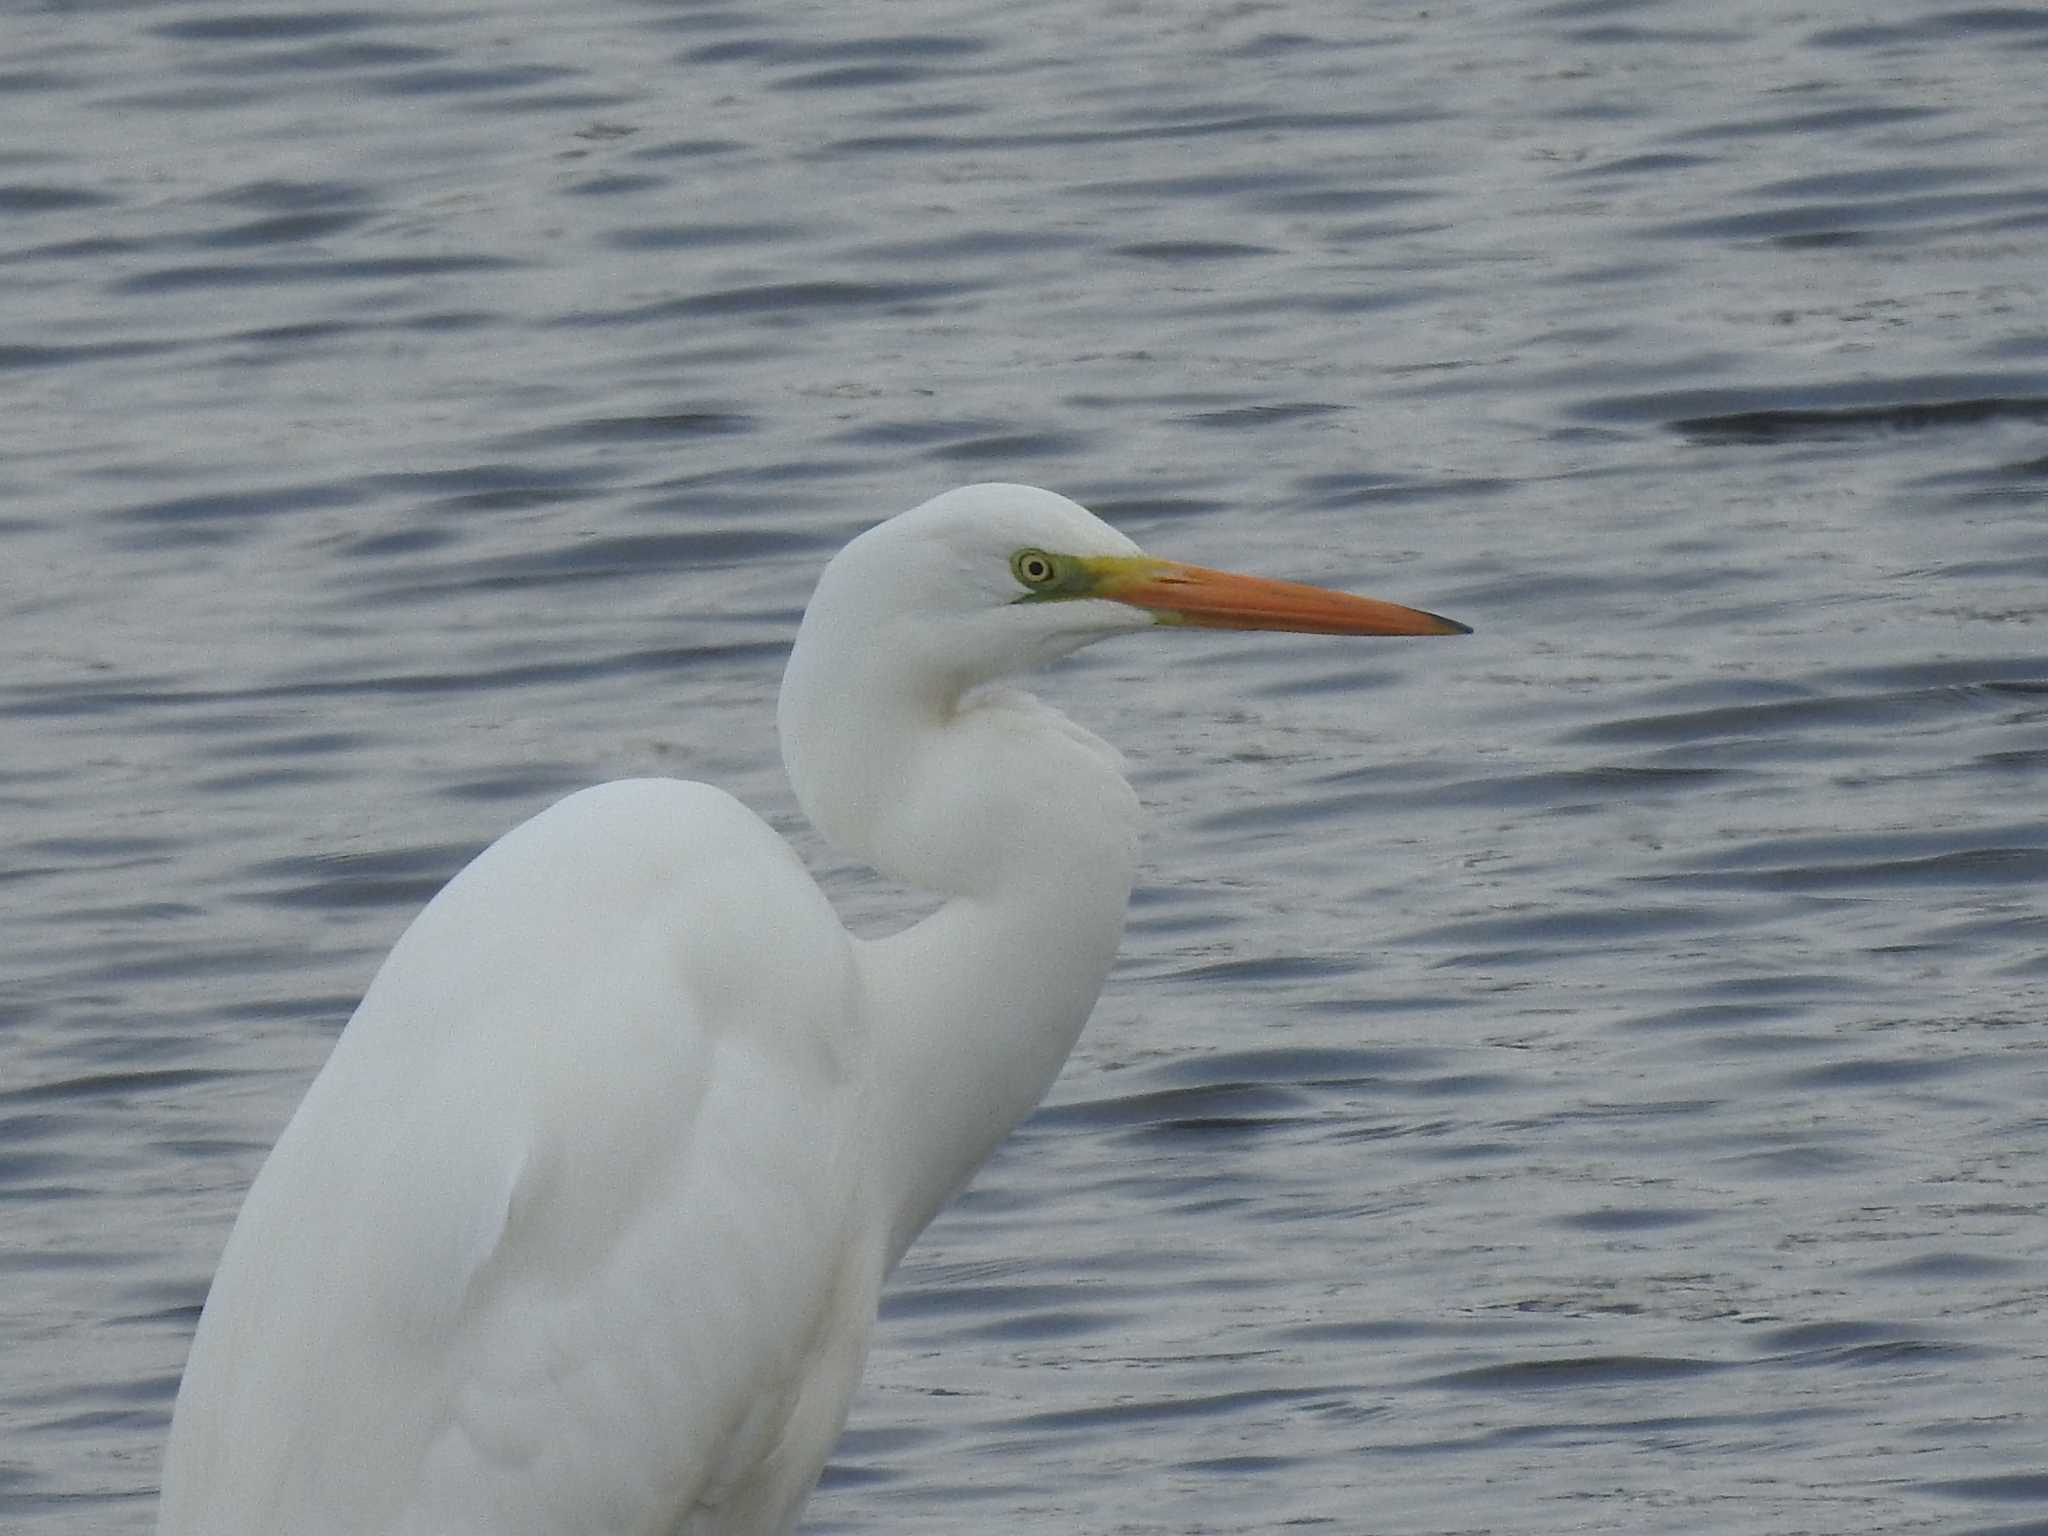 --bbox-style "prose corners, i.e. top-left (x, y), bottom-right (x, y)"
top-left (4, 2), bottom-right (2047, 1531)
